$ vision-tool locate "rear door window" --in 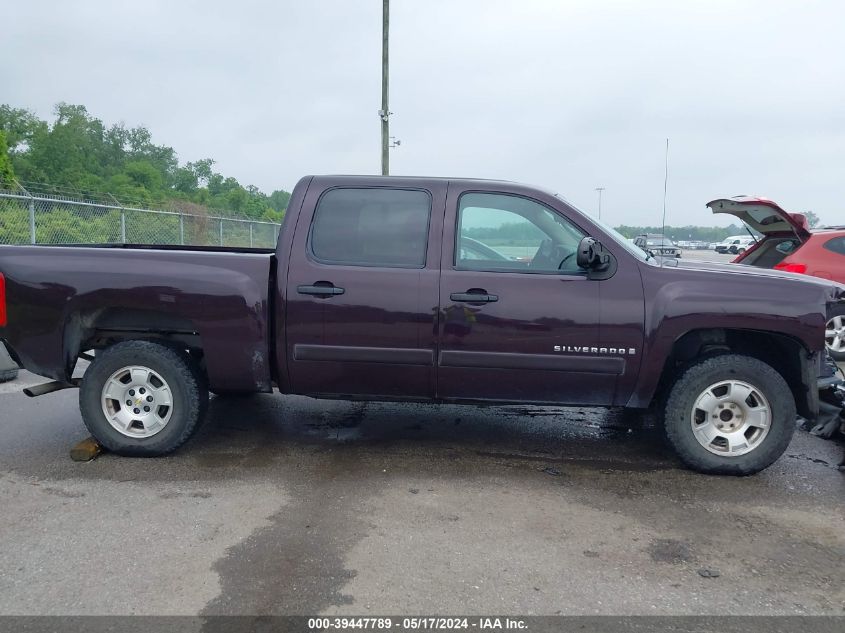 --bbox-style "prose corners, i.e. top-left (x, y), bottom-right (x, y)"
top-left (310, 188), bottom-right (432, 268)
